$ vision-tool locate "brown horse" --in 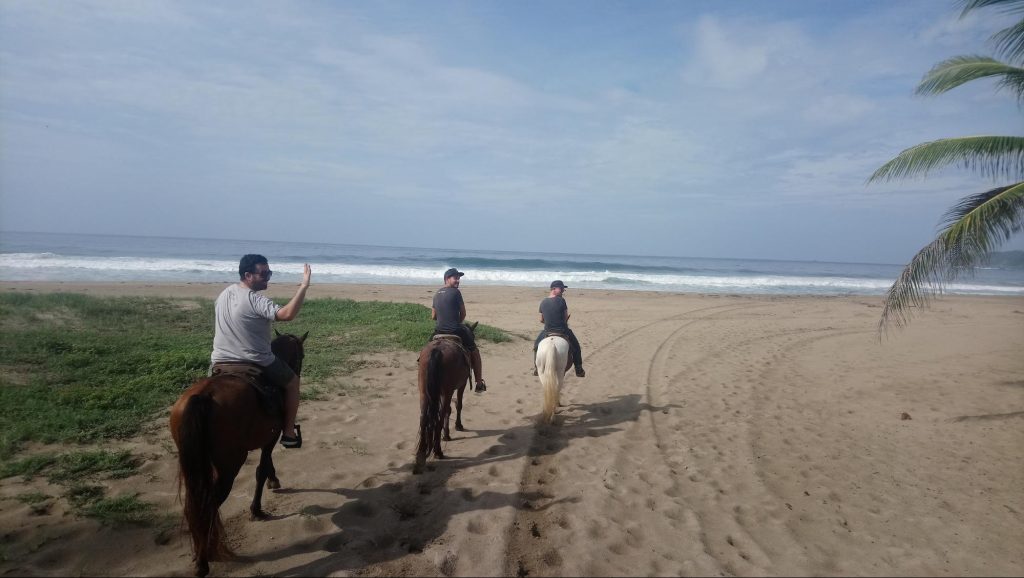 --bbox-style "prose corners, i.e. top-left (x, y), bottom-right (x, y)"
top-left (169, 331), bottom-right (306, 578)
top-left (413, 321), bottom-right (476, 474)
